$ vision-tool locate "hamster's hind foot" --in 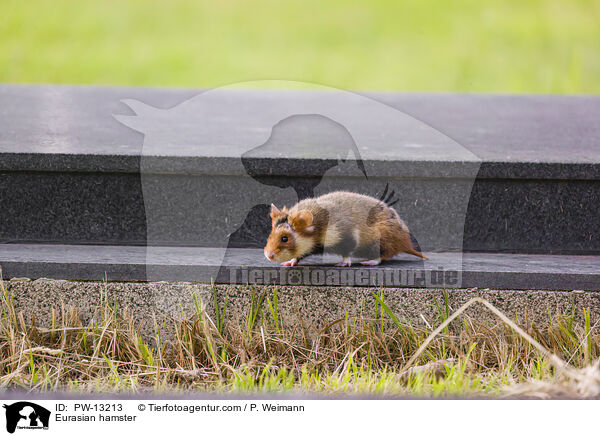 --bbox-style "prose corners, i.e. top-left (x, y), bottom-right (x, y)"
top-left (335, 257), bottom-right (352, 267)
top-left (360, 258), bottom-right (381, 266)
